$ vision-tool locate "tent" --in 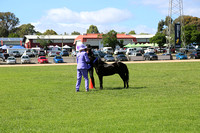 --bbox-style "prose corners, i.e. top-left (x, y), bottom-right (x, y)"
top-left (124, 43), bottom-right (136, 48)
top-left (1, 45), bottom-right (9, 49)
top-left (63, 45), bottom-right (71, 49)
